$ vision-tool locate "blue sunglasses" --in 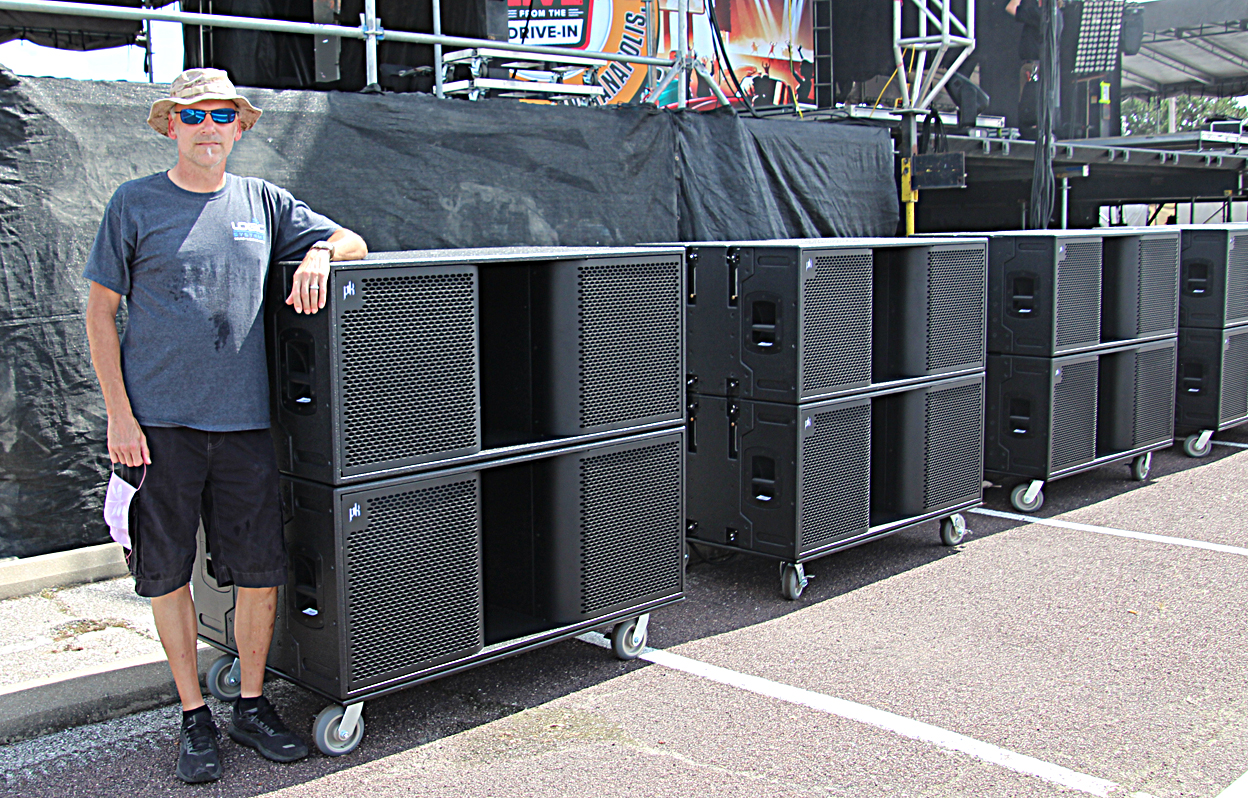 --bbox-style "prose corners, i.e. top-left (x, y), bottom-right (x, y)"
top-left (178, 108), bottom-right (238, 125)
